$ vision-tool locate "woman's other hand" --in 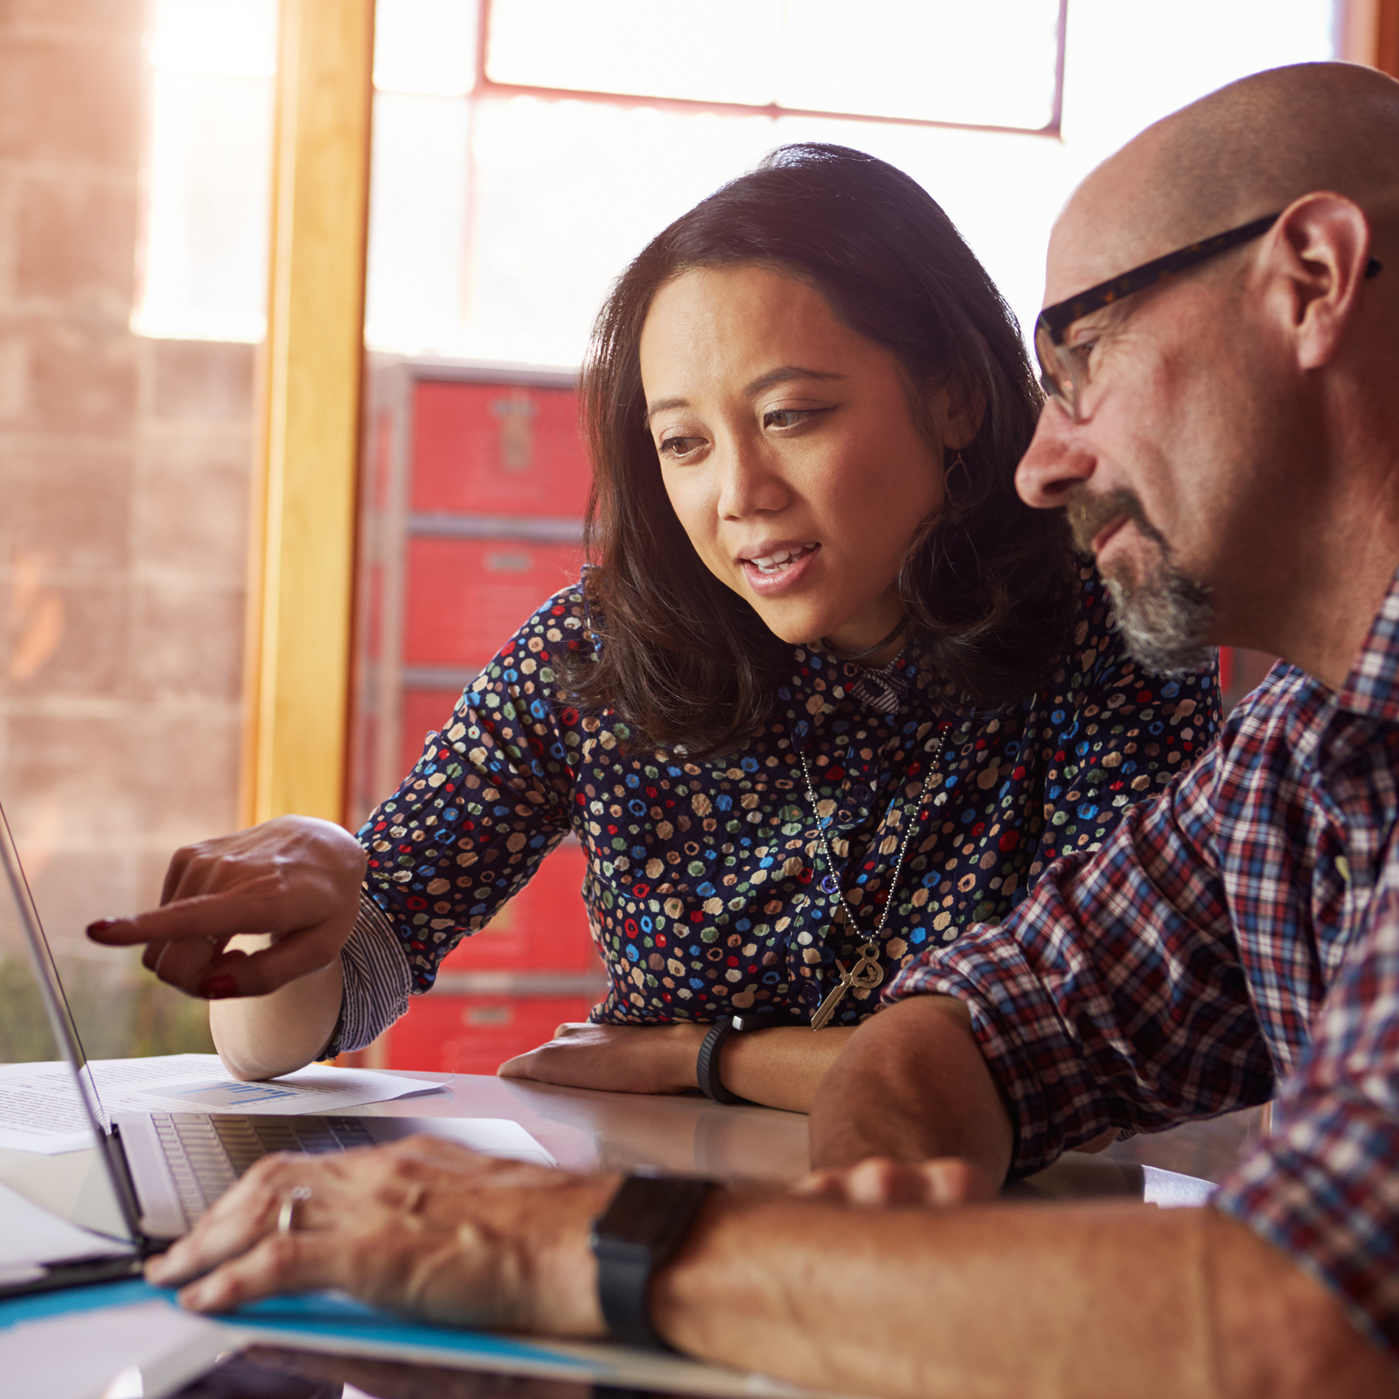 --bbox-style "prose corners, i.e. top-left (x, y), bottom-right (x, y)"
top-left (144, 1135), bottom-right (616, 1334)
top-left (794, 1155), bottom-right (996, 1208)
top-left (501, 1021), bottom-right (856, 1114)
top-left (498, 1022), bottom-right (708, 1095)
top-left (84, 815), bottom-right (366, 1001)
